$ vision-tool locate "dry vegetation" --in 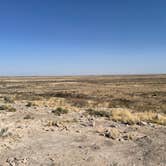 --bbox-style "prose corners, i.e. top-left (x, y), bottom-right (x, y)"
top-left (0, 75), bottom-right (166, 165)
top-left (111, 108), bottom-right (166, 125)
